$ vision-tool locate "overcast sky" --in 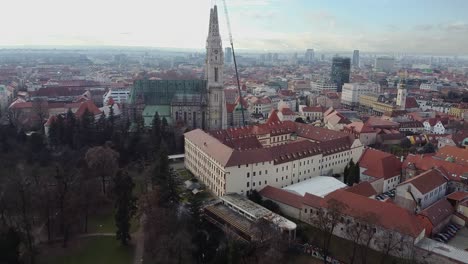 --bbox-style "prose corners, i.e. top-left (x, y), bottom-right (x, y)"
top-left (2, 0), bottom-right (468, 54)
